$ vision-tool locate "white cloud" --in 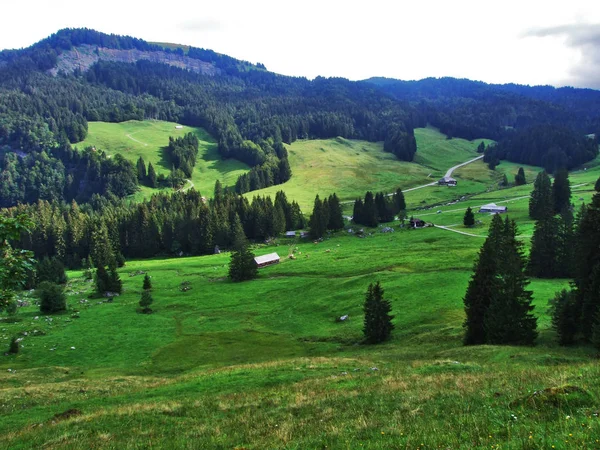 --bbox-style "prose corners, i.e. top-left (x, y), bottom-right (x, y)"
top-left (0, 0), bottom-right (599, 88)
